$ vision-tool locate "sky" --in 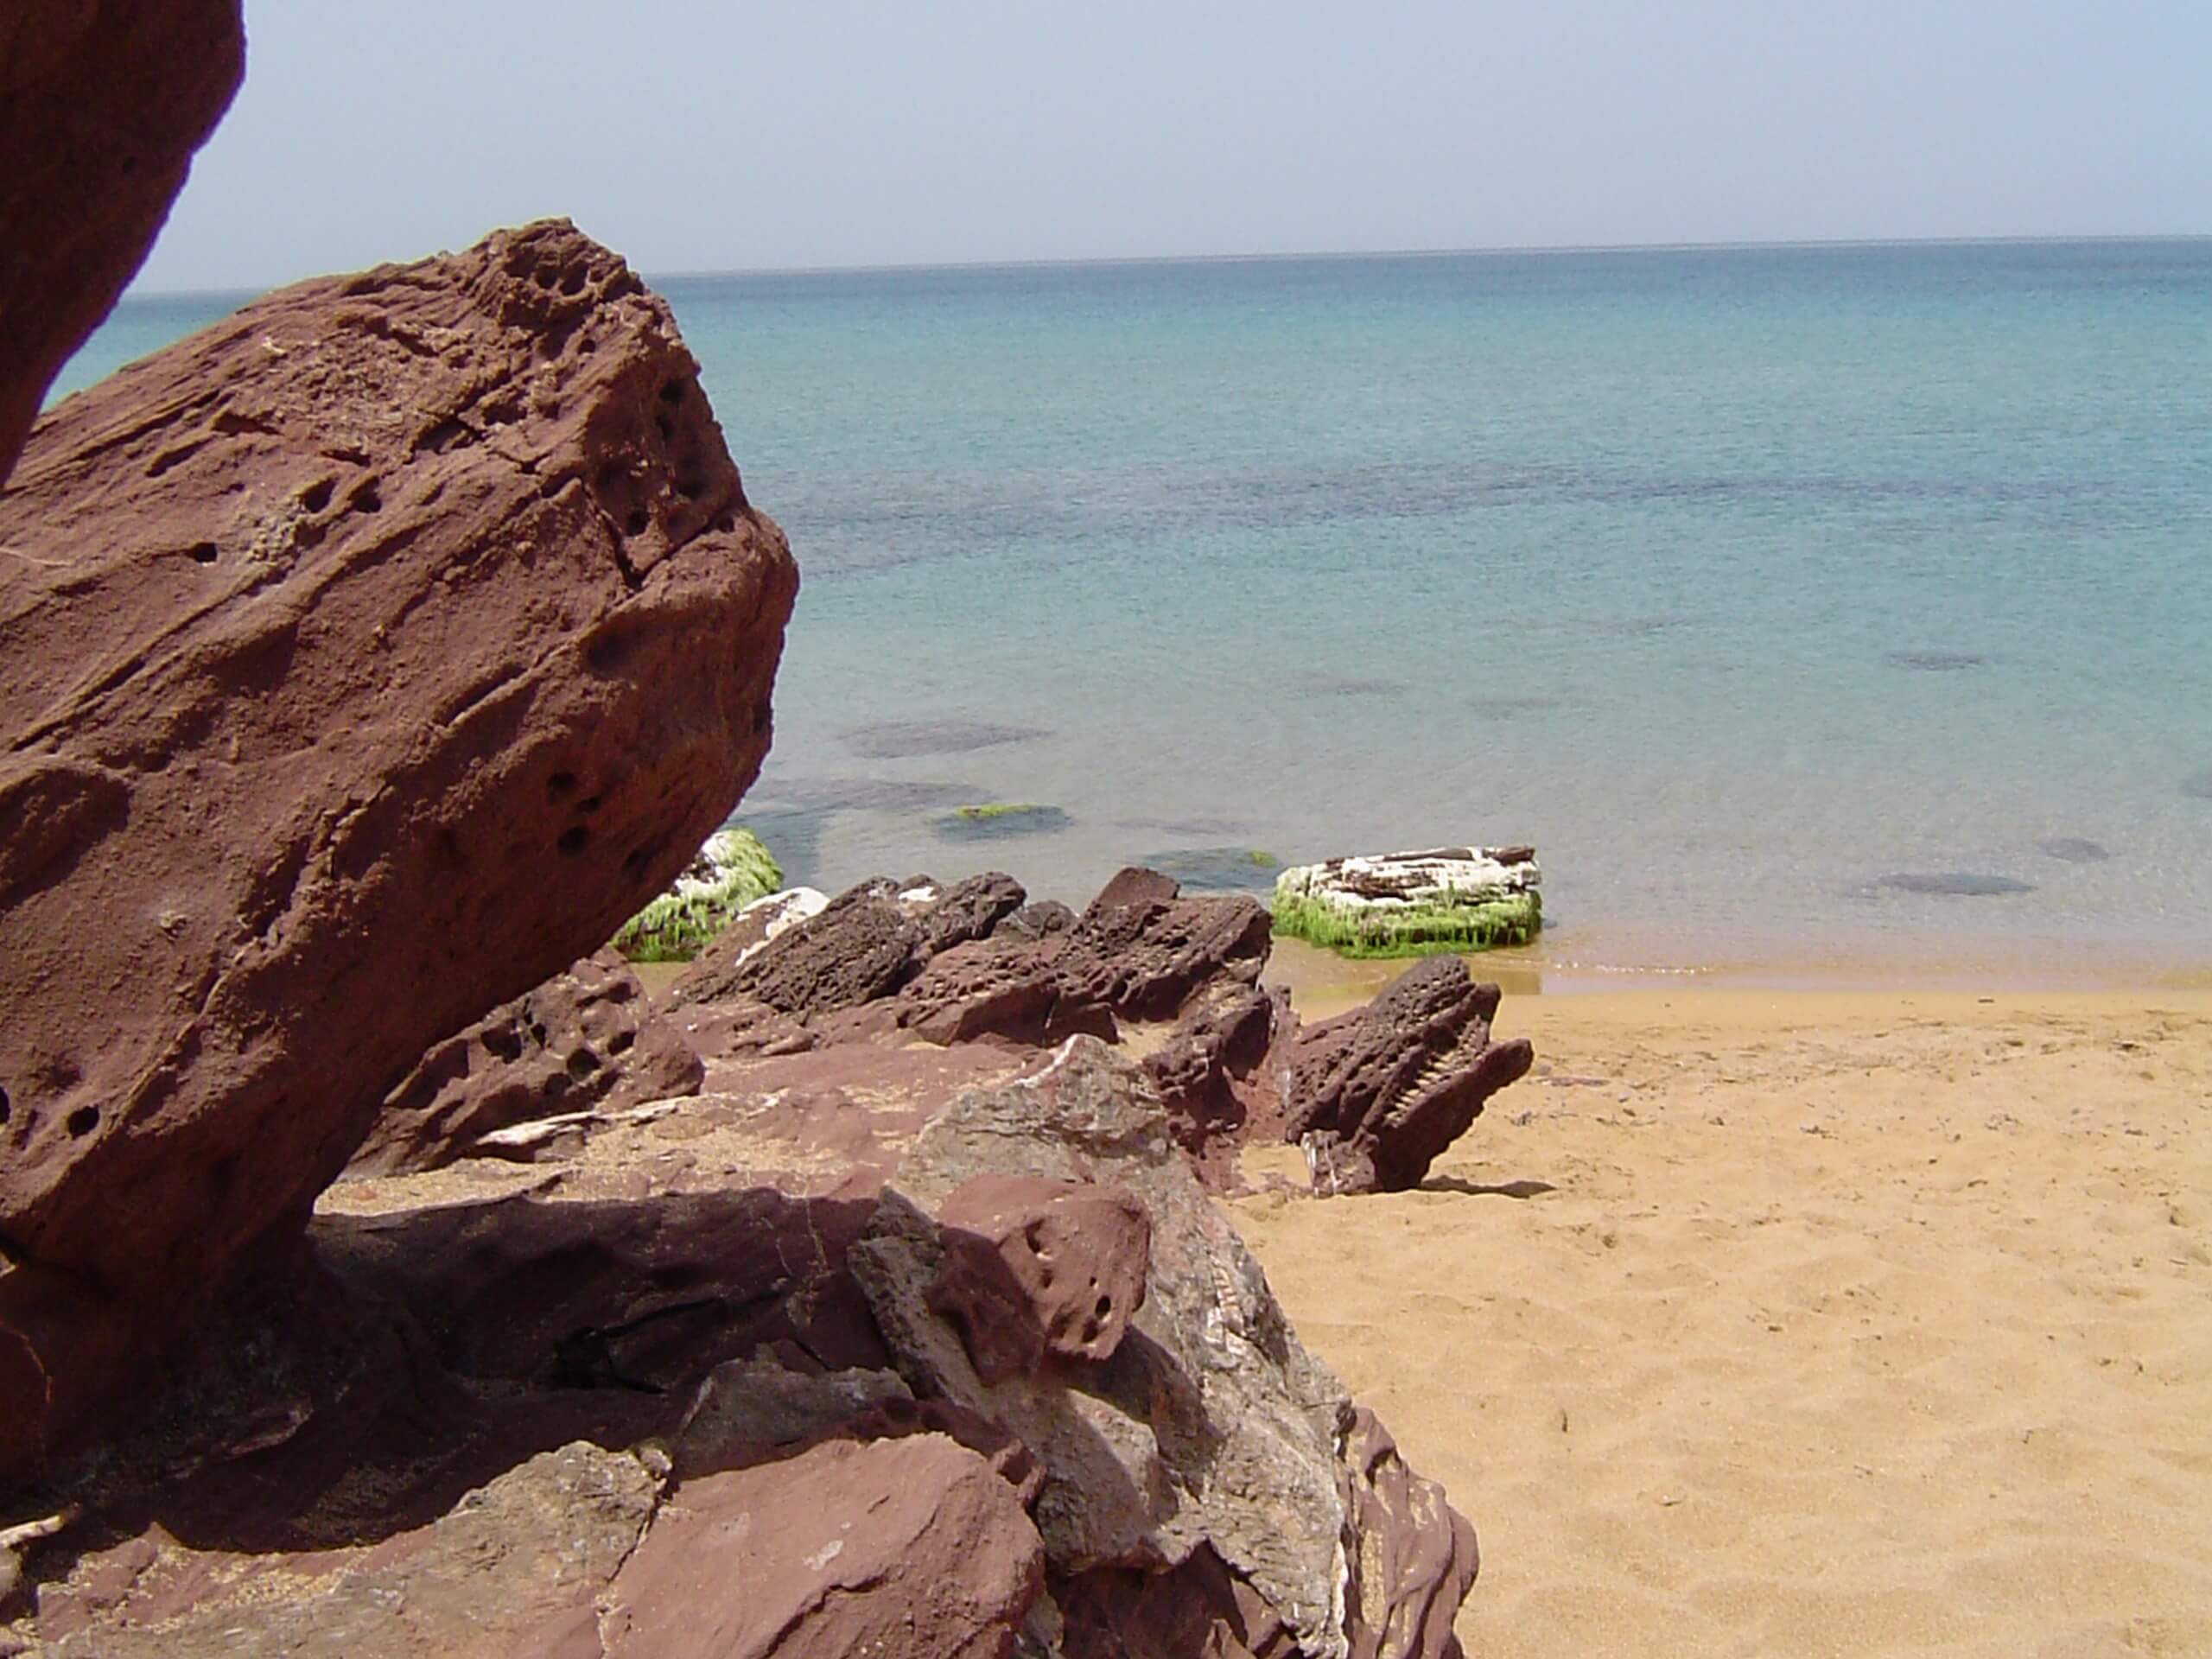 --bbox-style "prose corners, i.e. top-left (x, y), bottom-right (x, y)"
top-left (133, 0), bottom-right (2212, 293)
